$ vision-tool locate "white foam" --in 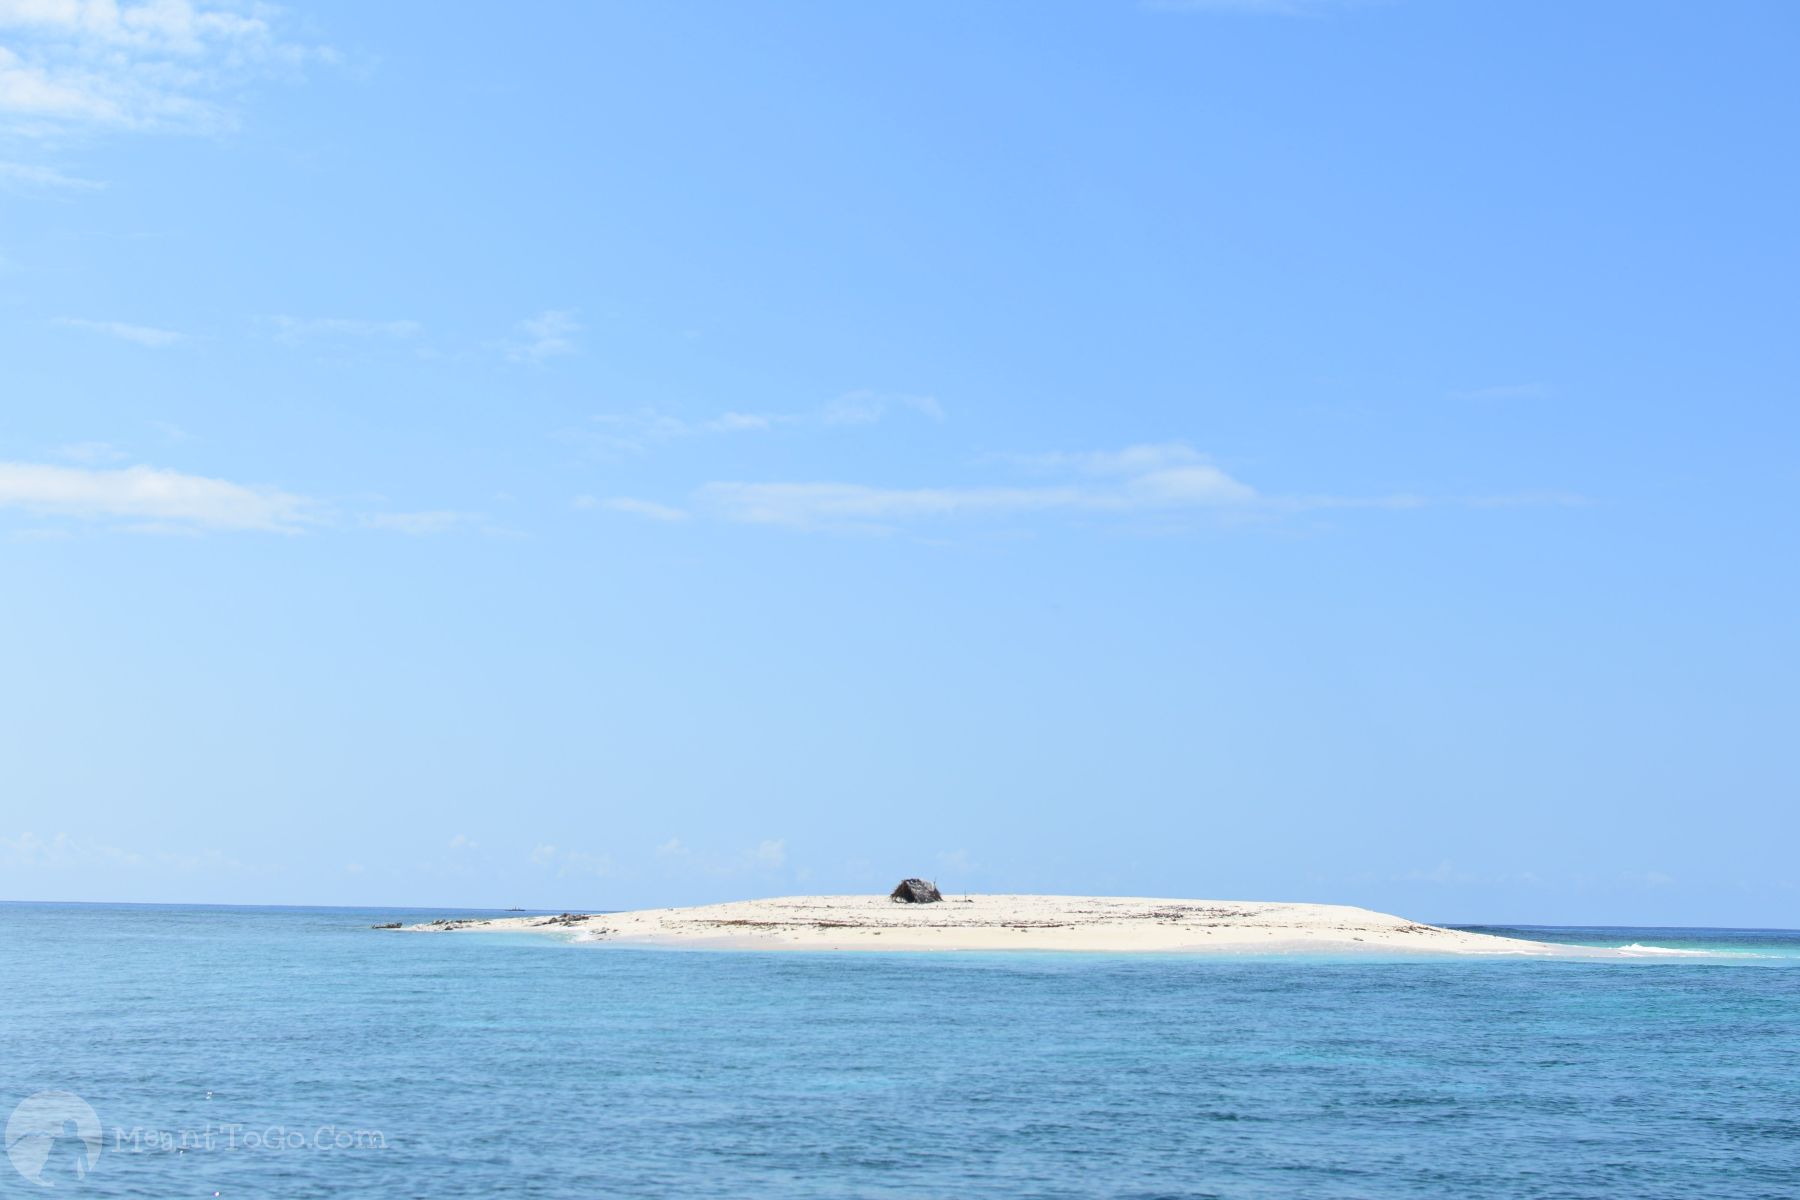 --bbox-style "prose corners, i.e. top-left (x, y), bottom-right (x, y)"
top-left (1612, 943), bottom-right (1711, 957)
